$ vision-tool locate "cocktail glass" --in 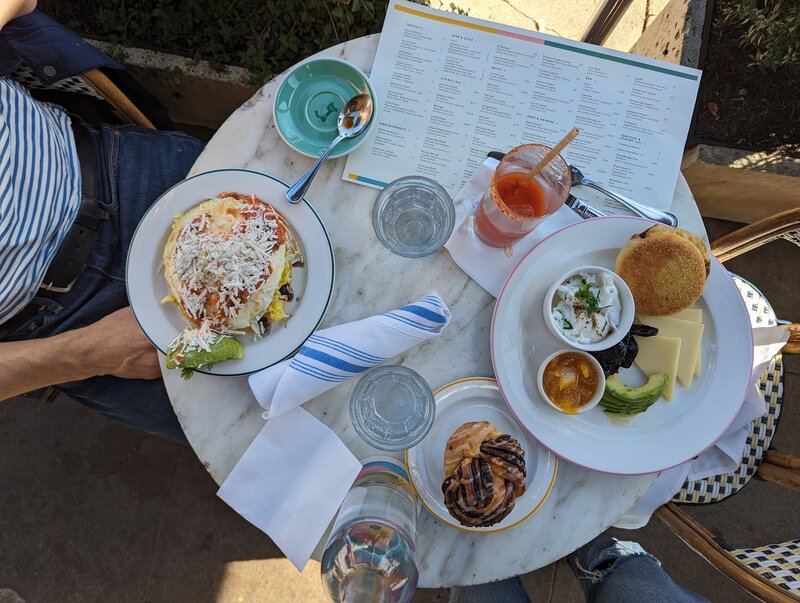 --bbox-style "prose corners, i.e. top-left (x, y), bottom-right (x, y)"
top-left (473, 144), bottom-right (571, 247)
